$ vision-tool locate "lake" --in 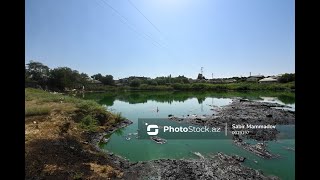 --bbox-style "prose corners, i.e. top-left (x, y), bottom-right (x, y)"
top-left (80, 91), bottom-right (295, 180)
